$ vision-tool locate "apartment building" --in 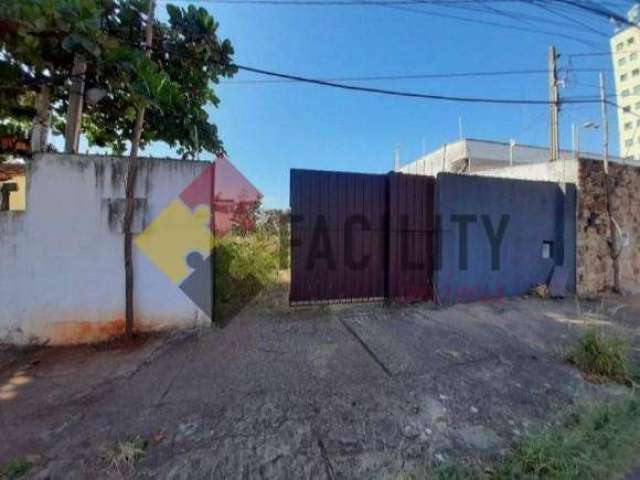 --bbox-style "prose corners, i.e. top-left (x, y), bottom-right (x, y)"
top-left (611, 4), bottom-right (640, 160)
